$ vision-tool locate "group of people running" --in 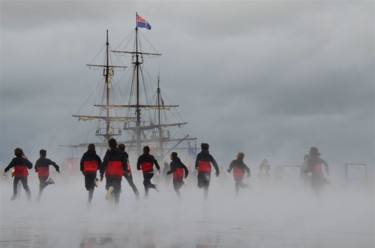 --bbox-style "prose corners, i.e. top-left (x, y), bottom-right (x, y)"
top-left (3, 140), bottom-right (329, 203)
